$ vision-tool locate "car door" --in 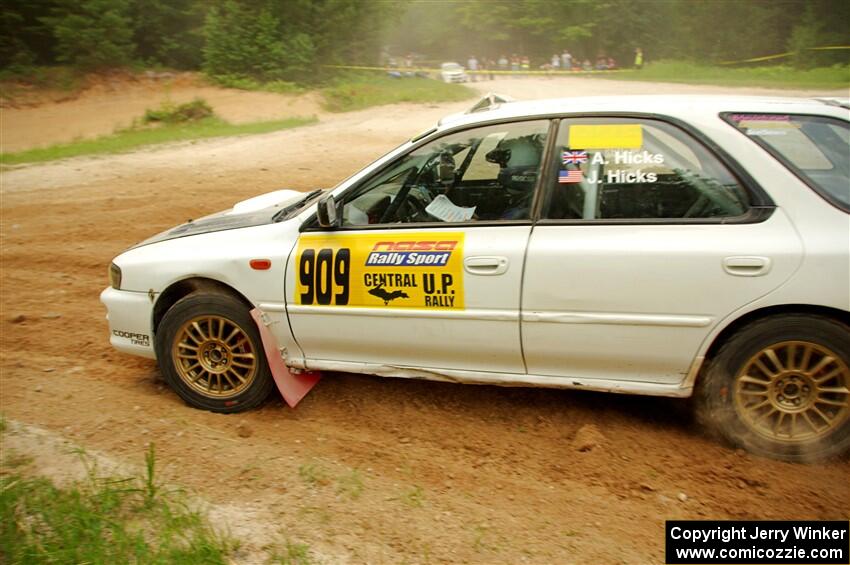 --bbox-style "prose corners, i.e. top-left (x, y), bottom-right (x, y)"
top-left (521, 116), bottom-right (804, 385)
top-left (285, 119), bottom-right (552, 374)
